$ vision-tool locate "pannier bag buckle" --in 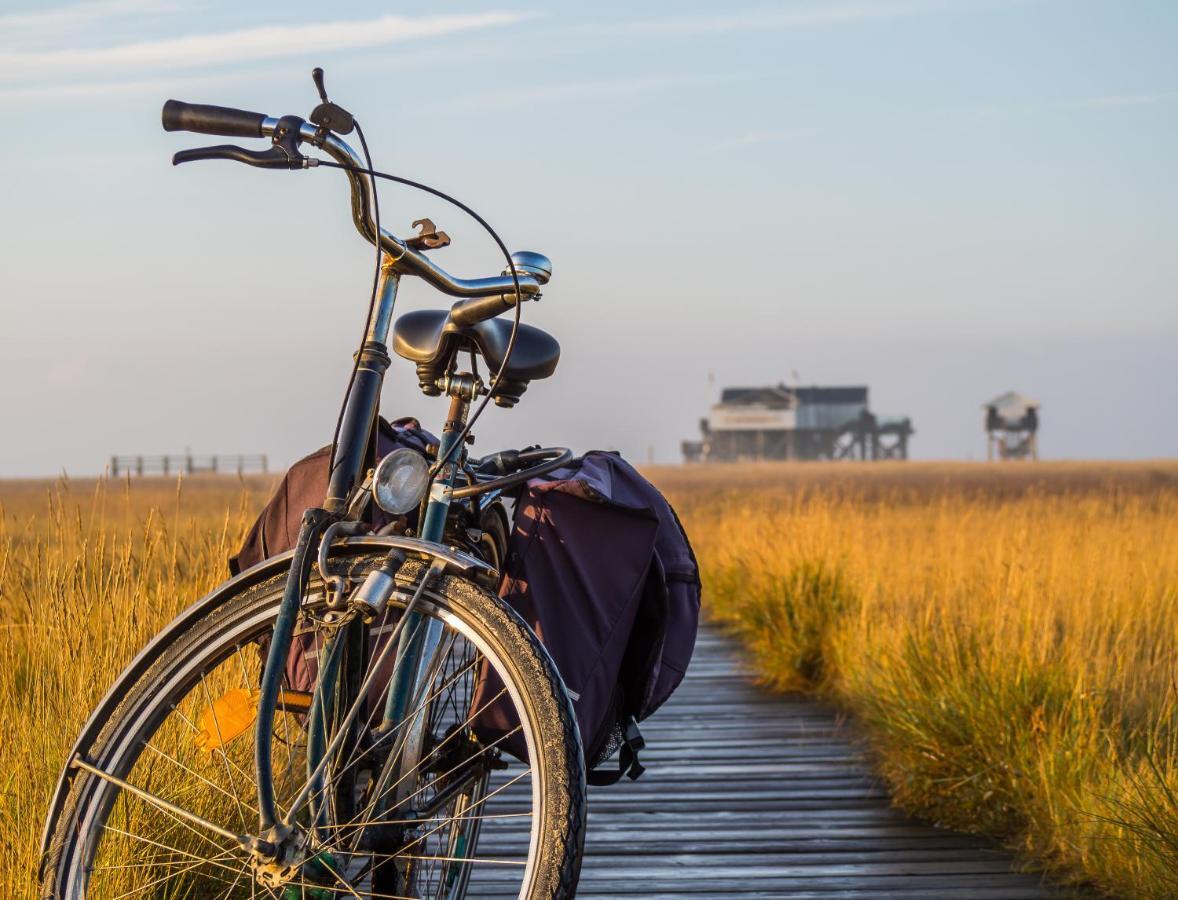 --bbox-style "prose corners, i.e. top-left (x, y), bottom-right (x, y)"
top-left (585, 716), bottom-right (646, 787)
top-left (621, 716), bottom-right (646, 781)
